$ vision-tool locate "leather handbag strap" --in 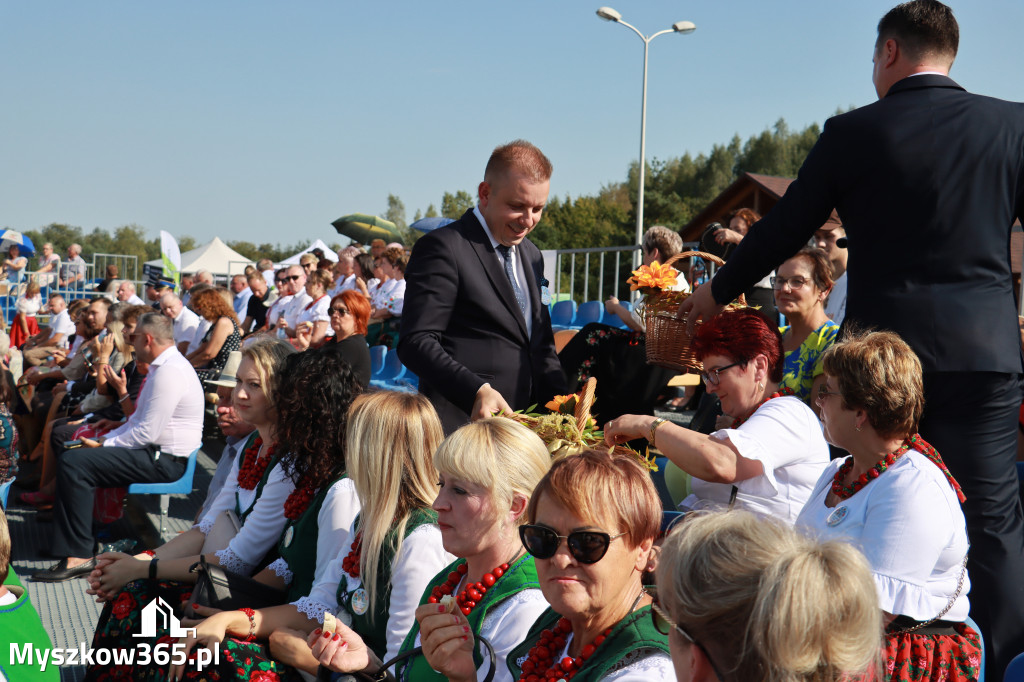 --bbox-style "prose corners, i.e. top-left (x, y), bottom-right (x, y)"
top-left (316, 634), bottom-right (497, 682)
